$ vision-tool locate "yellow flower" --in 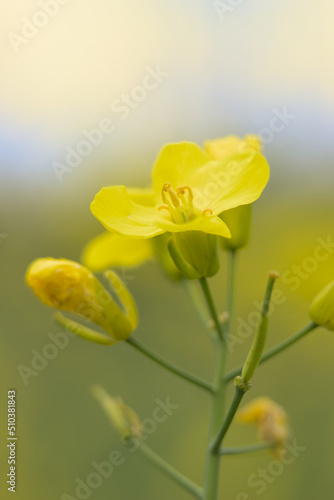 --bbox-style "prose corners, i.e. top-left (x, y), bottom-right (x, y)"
top-left (309, 281), bottom-right (334, 331)
top-left (91, 142), bottom-right (269, 277)
top-left (204, 135), bottom-right (263, 251)
top-left (82, 231), bottom-right (182, 281)
top-left (26, 258), bottom-right (138, 342)
top-left (92, 385), bottom-right (142, 441)
top-left (204, 134), bottom-right (262, 159)
top-left (238, 397), bottom-right (289, 456)
top-left (82, 231), bottom-right (154, 272)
